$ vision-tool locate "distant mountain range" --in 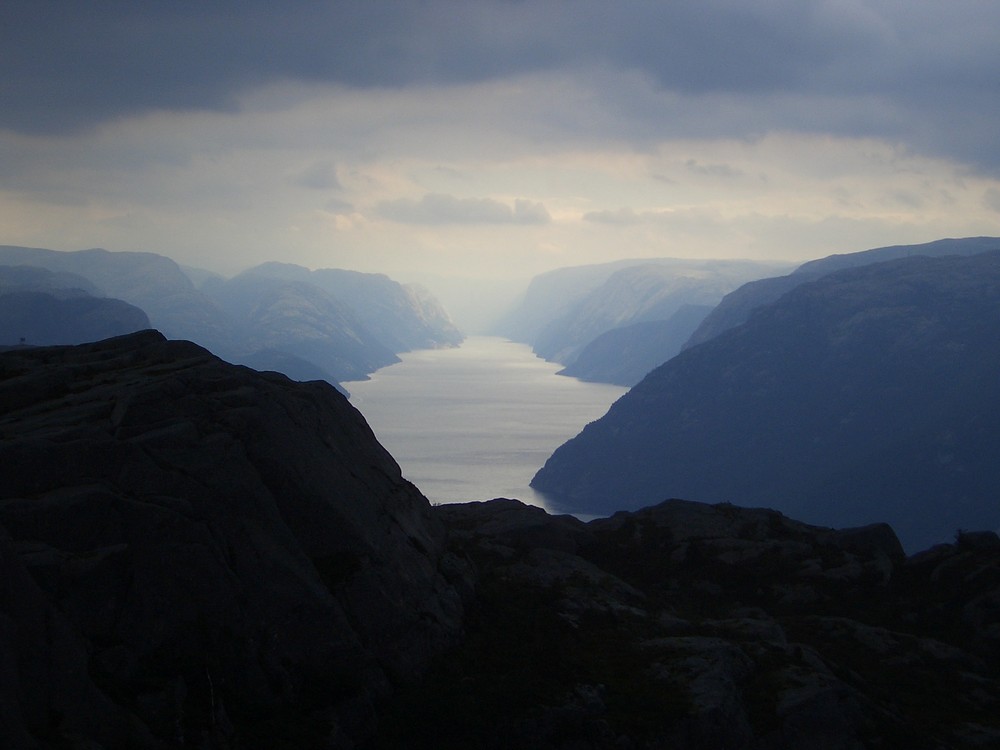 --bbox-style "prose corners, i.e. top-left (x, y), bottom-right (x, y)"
top-left (495, 257), bottom-right (791, 386)
top-left (533, 245), bottom-right (1000, 552)
top-left (0, 265), bottom-right (151, 346)
top-left (0, 245), bottom-right (463, 387)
